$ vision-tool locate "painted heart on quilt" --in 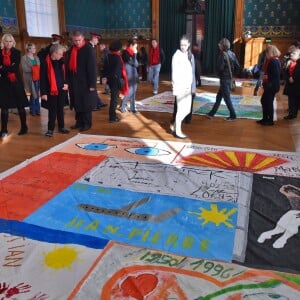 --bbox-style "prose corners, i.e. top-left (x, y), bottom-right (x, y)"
top-left (121, 273), bottom-right (159, 299)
